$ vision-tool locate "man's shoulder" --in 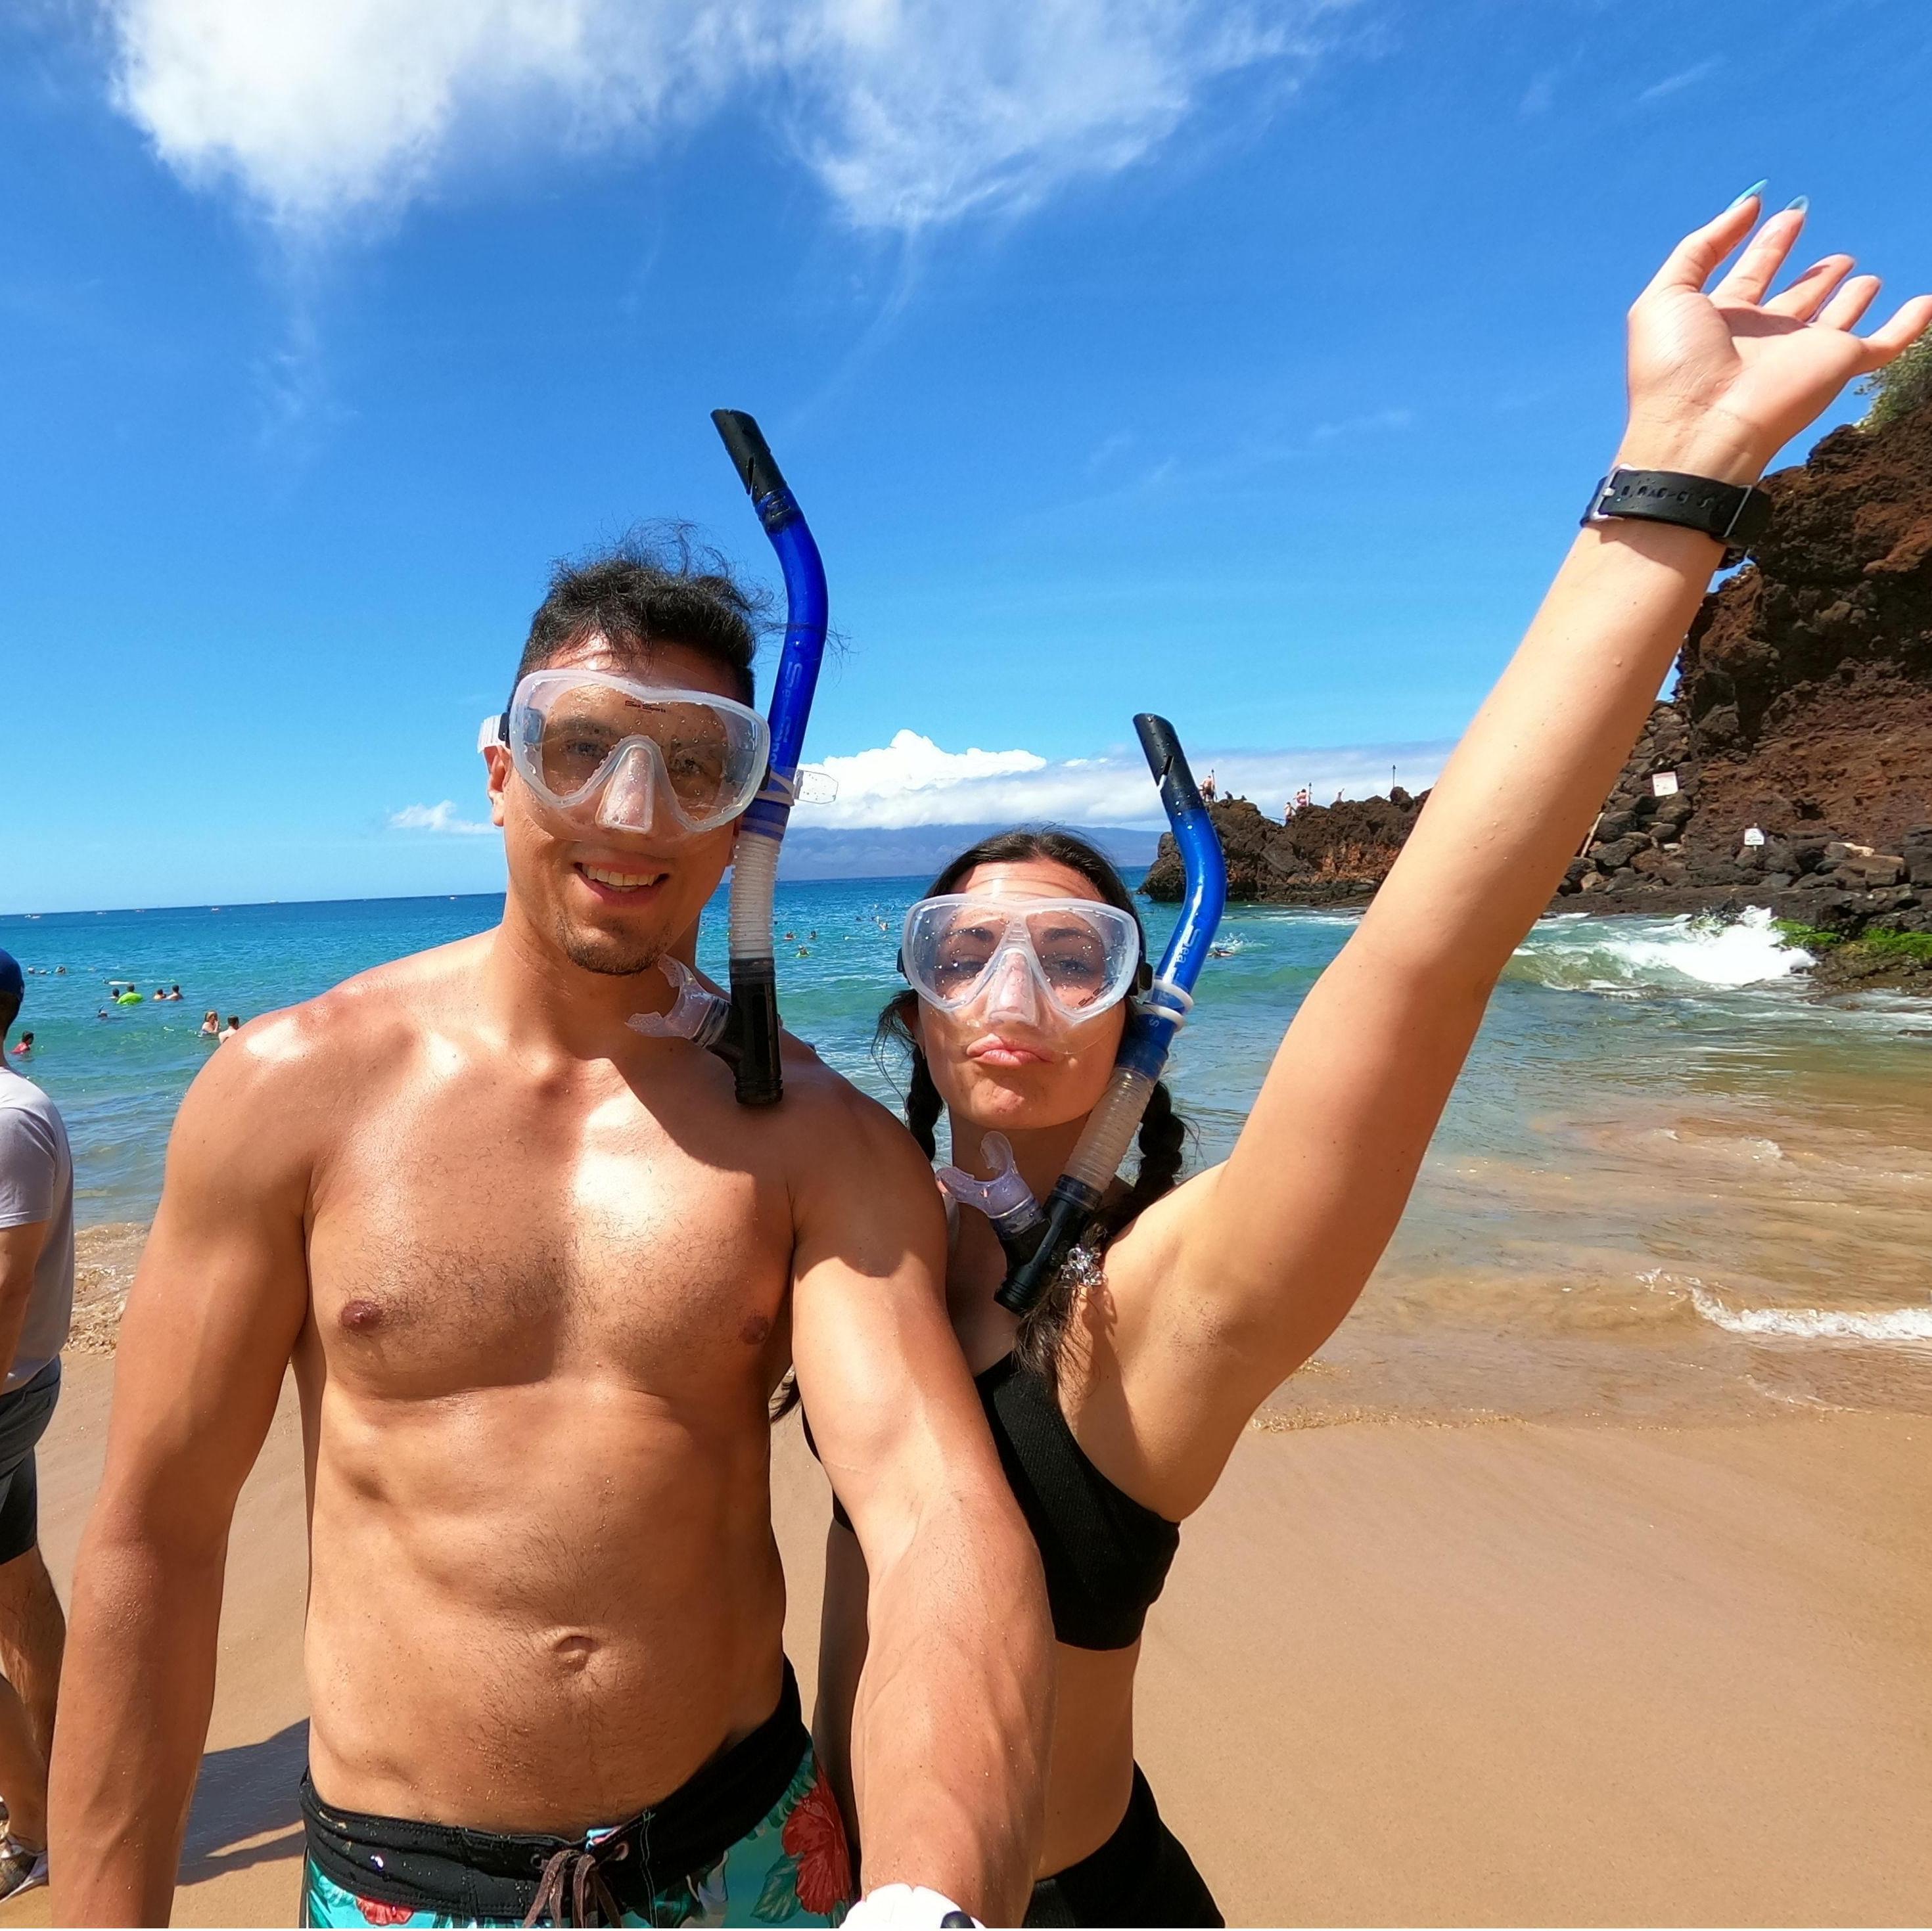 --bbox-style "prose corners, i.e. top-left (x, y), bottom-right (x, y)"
top-left (770, 1042), bottom-right (932, 1187)
top-left (196, 934), bottom-right (492, 1109)
top-left (0, 1067), bottom-right (64, 1151)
